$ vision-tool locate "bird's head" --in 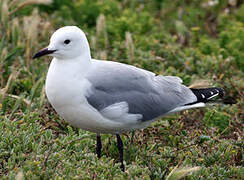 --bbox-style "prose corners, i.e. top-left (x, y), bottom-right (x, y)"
top-left (33, 26), bottom-right (90, 60)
